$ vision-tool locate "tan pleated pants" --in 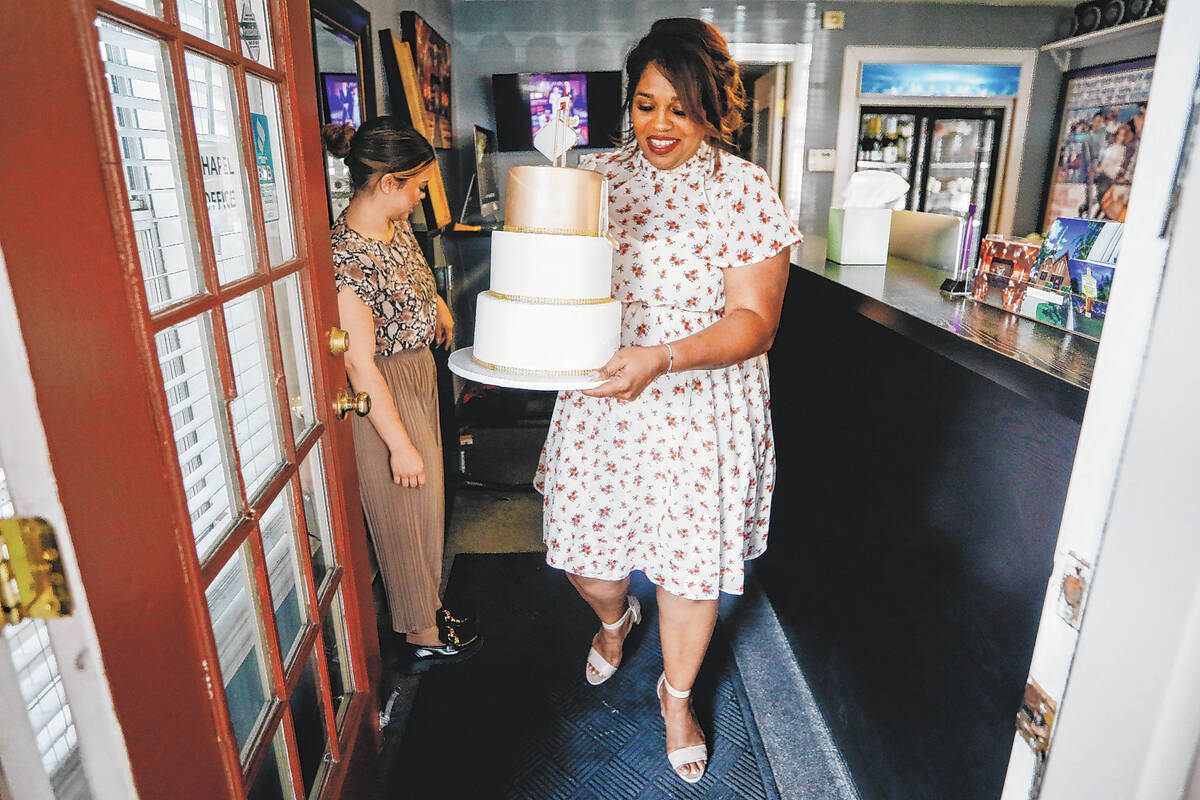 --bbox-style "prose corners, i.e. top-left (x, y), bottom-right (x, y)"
top-left (350, 346), bottom-right (444, 634)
